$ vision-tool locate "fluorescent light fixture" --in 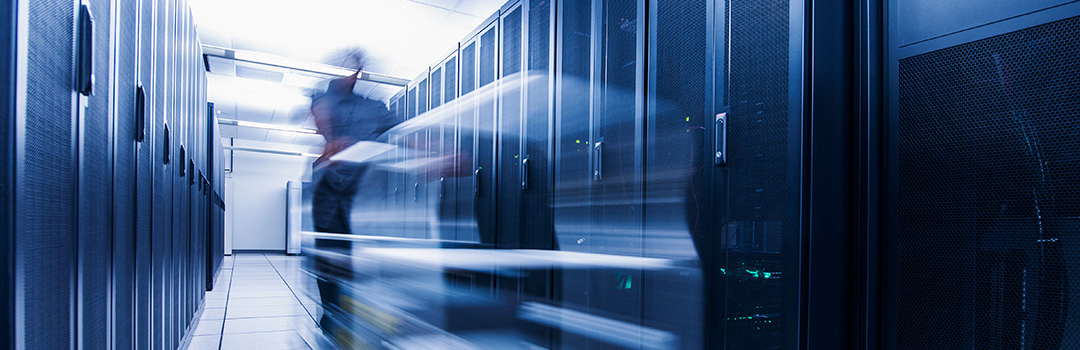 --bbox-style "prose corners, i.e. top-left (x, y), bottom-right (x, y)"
top-left (219, 118), bottom-right (318, 134)
top-left (203, 44), bottom-right (410, 86)
top-left (224, 145), bottom-right (321, 158)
